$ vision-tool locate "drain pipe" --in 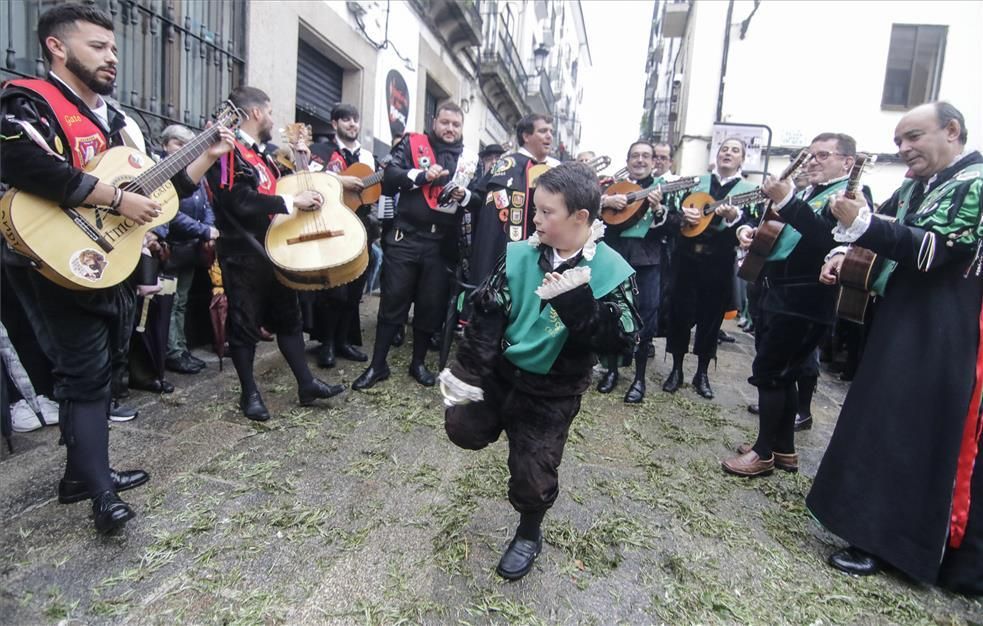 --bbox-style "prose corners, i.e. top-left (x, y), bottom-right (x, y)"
top-left (715, 0), bottom-right (735, 122)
